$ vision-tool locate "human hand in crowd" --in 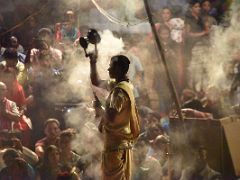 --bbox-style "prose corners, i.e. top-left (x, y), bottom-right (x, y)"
top-left (181, 108), bottom-right (213, 119)
top-left (181, 108), bottom-right (195, 117)
top-left (73, 38), bottom-right (80, 47)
